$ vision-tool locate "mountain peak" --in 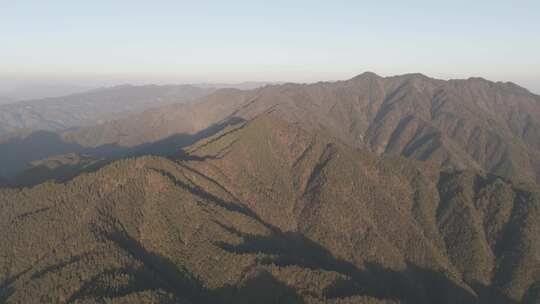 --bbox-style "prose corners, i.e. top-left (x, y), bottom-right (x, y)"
top-left (400, 72), bottom-right (431, 79)
top-left (350, 71), bottom-right (381, 80)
